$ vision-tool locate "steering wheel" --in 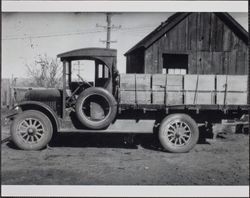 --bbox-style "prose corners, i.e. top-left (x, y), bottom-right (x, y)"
top-left (77, 74), bottom-right (92, 87)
